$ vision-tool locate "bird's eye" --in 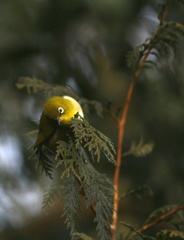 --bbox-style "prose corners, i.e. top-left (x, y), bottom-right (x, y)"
top-left (58, 107), bottom-right (64, 114)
